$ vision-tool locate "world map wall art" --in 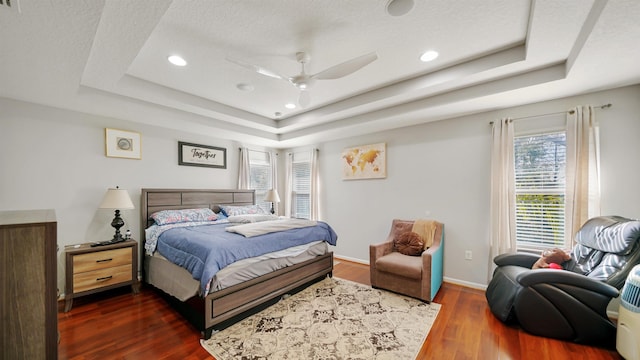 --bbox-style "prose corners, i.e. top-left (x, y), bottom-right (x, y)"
top-left (341, 142), bottom-right (386, 180)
